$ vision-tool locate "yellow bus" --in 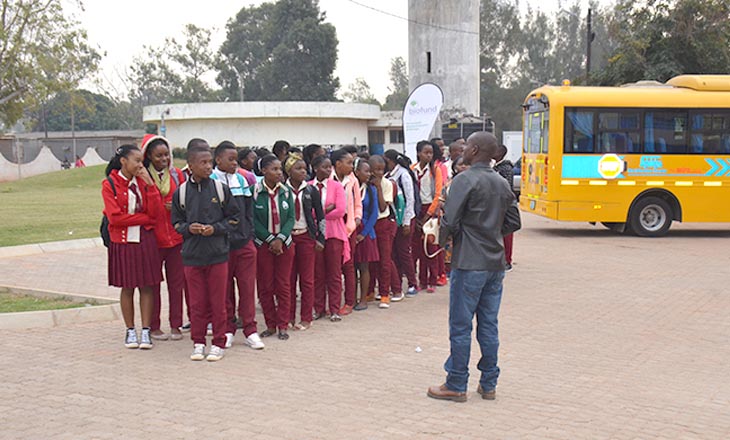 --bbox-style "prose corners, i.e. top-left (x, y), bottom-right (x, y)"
top-left (520, 75), bottom-right (730, 237)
